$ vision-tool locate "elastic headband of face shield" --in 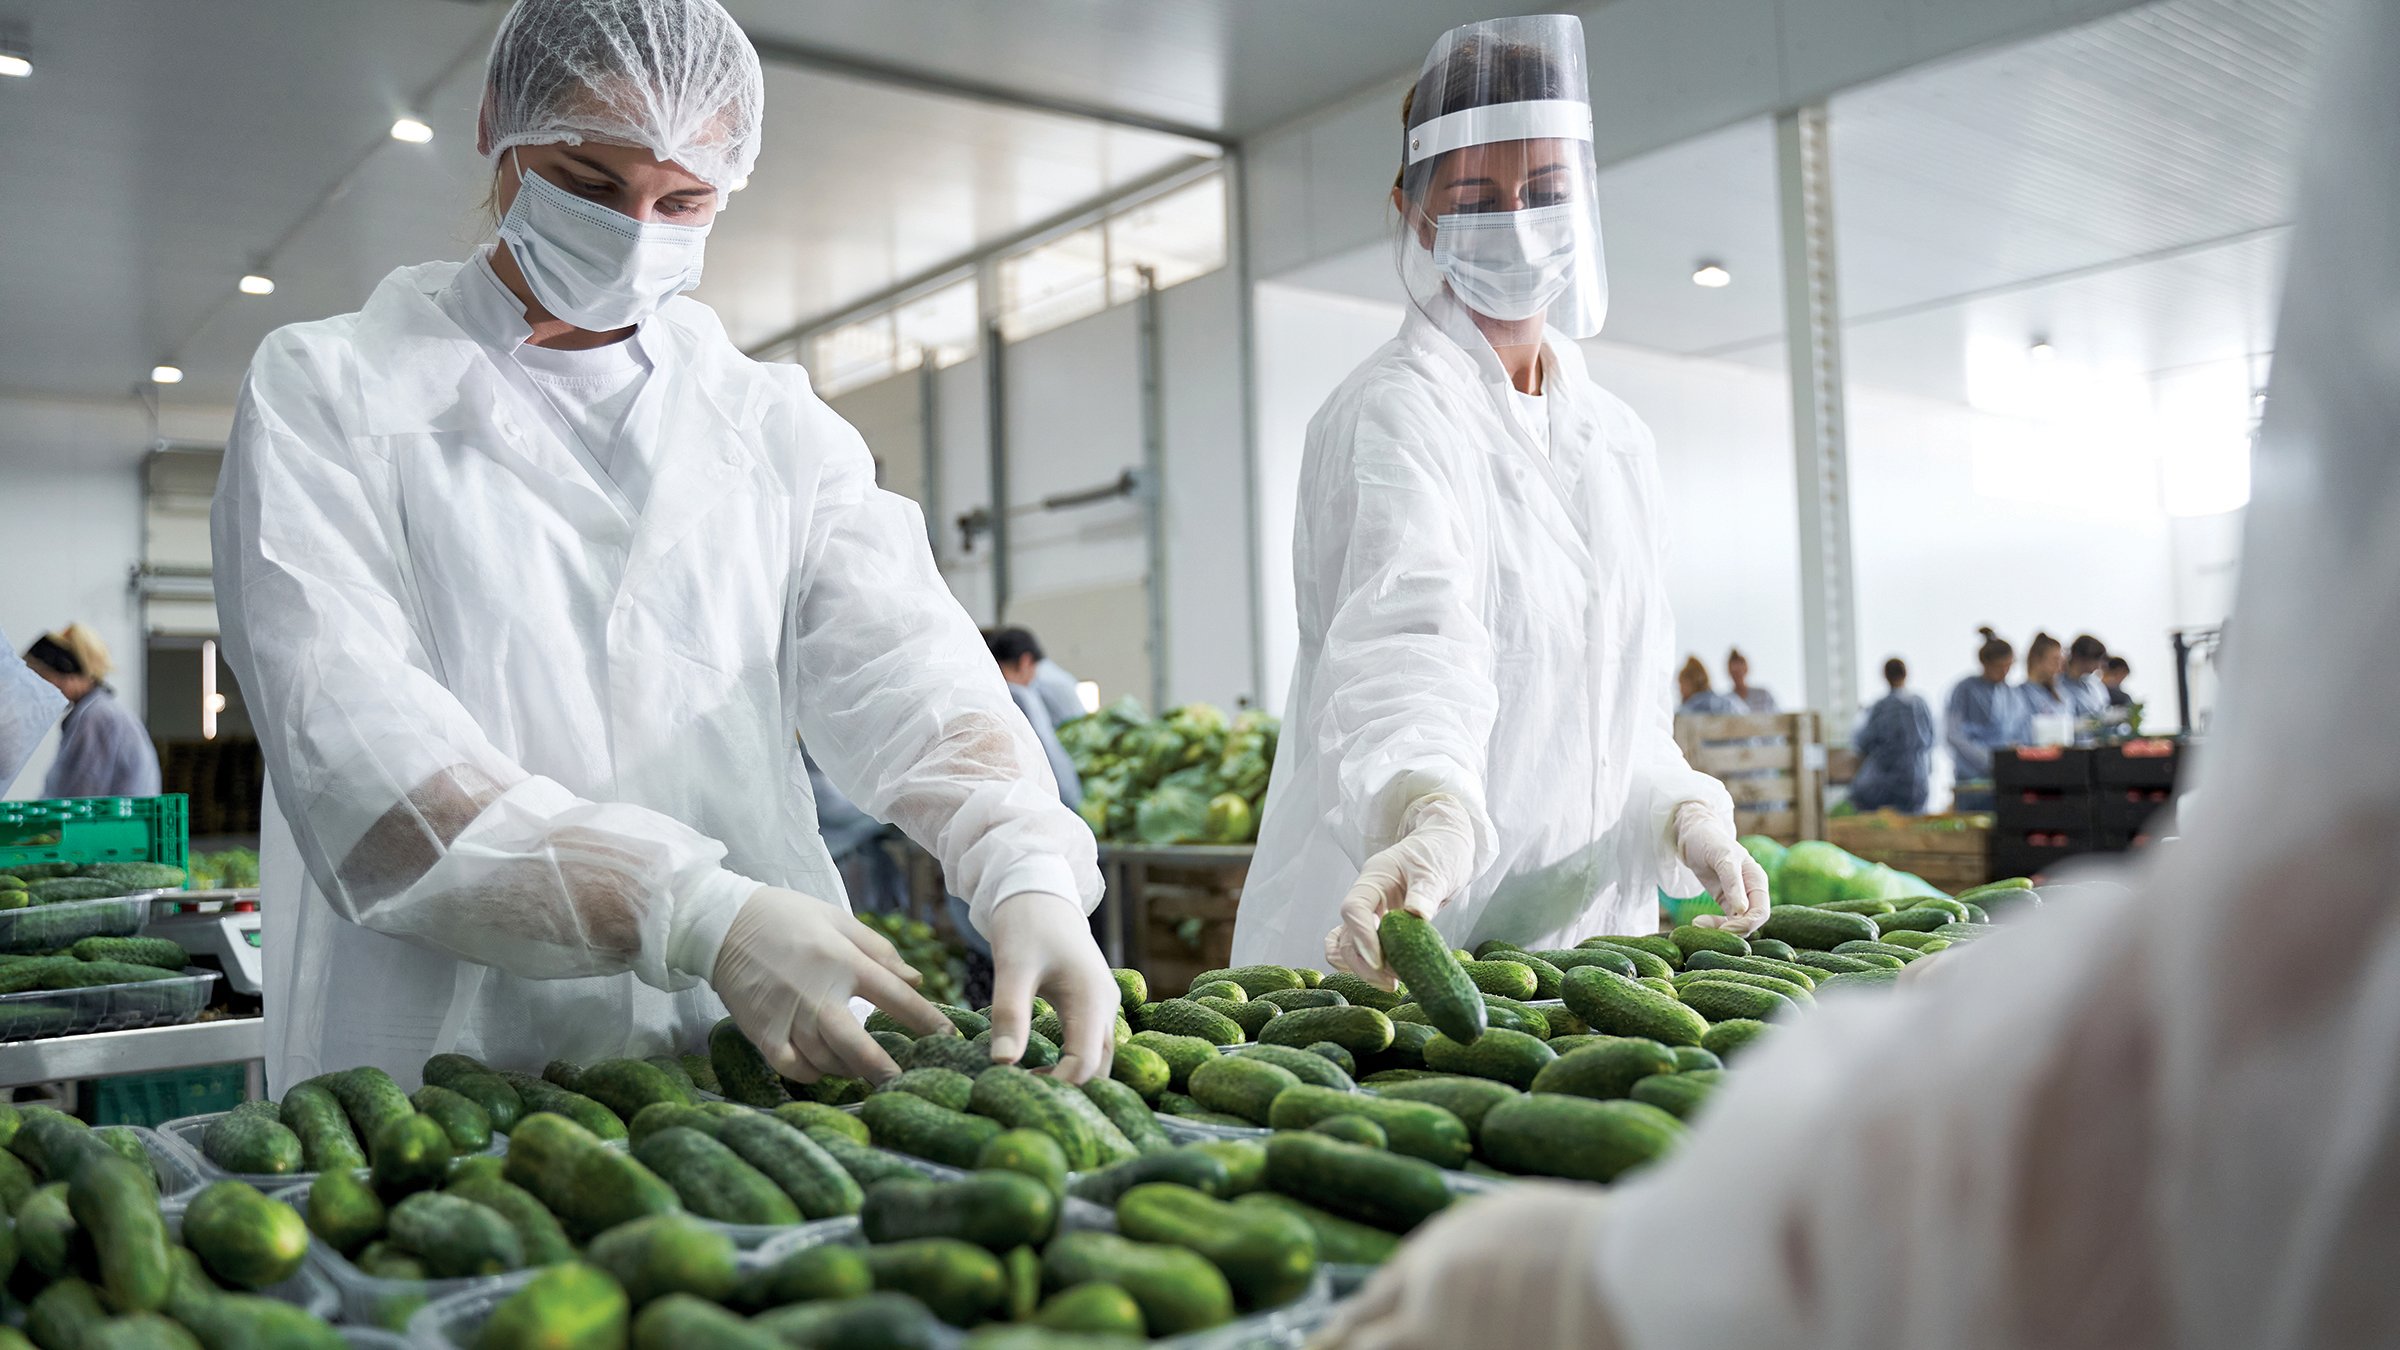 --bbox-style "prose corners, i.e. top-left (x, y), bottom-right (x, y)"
top-left (1391, 14), bottom-right (1609, 342)
top-left (25, 636), bottom-right (80, 678)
